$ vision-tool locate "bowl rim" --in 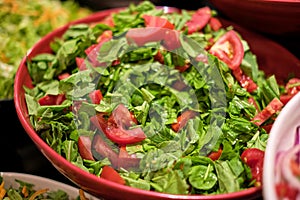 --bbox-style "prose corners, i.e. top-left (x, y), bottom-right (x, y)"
top-left (13, 6), bottom-right (281, 200)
